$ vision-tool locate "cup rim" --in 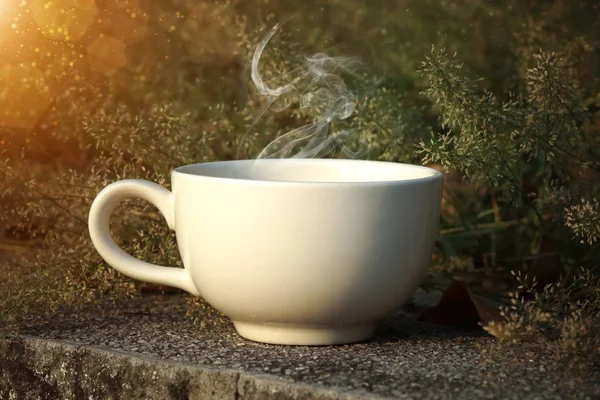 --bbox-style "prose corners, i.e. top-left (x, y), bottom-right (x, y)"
top-left (172, 158), bottom-right (444, 186)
